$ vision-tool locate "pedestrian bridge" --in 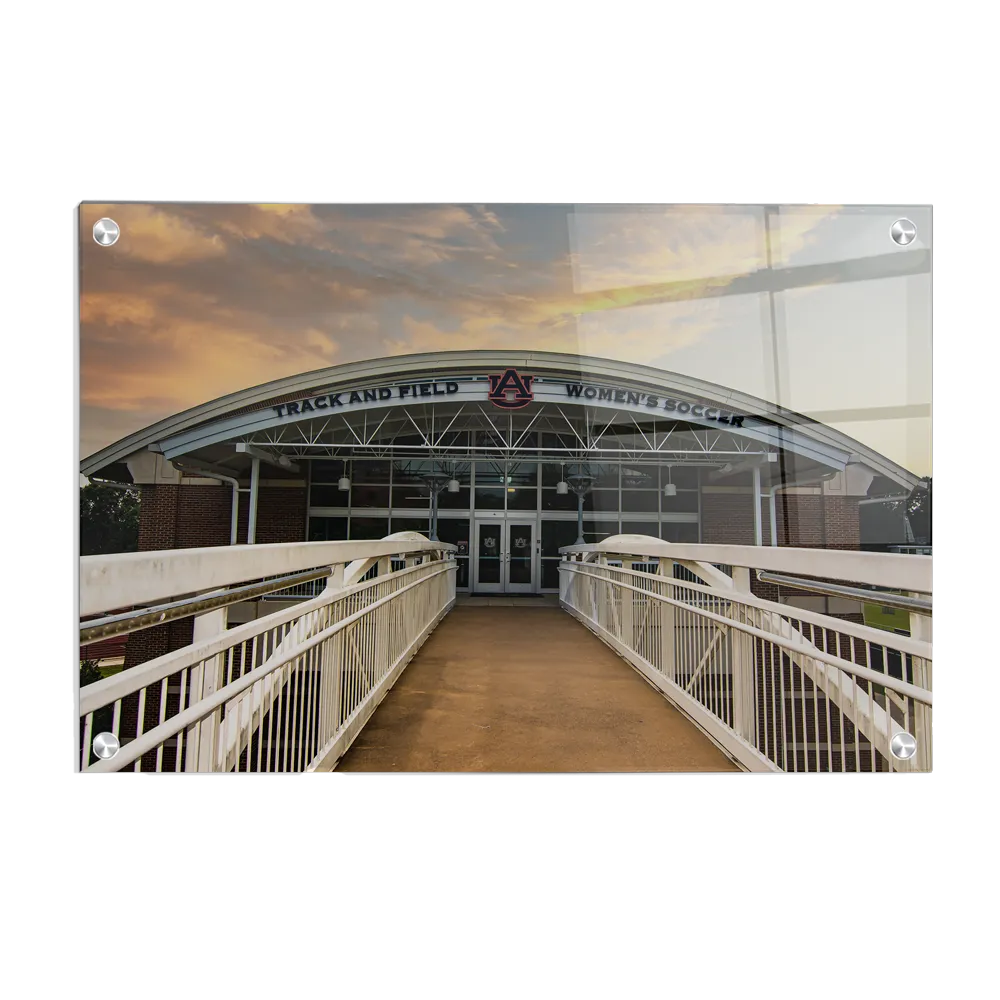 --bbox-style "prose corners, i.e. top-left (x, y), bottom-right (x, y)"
top-left (79, 533), bottom-right (932, 773)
